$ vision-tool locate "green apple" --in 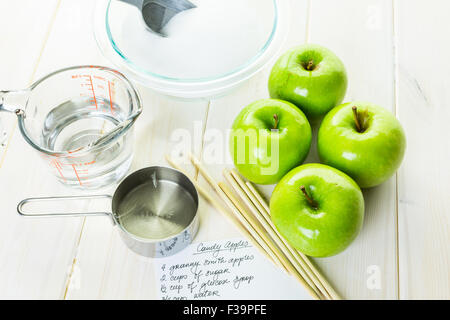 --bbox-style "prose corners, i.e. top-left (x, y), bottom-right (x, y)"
top-left (318, 101), bottom-right (406, 188)
top-left (268, 44), bottom-right (348, 120)
top-left (270, 163), bottom-right (364, 257)
top-left (229, 99), bottom-right (311, 184)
